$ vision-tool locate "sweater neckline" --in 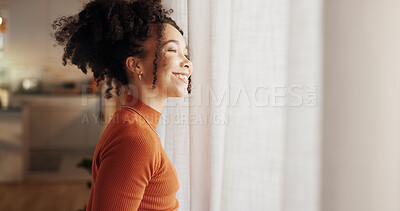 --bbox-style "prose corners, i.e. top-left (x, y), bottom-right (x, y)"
top-left (122, 94), bottom-right (162, 129)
